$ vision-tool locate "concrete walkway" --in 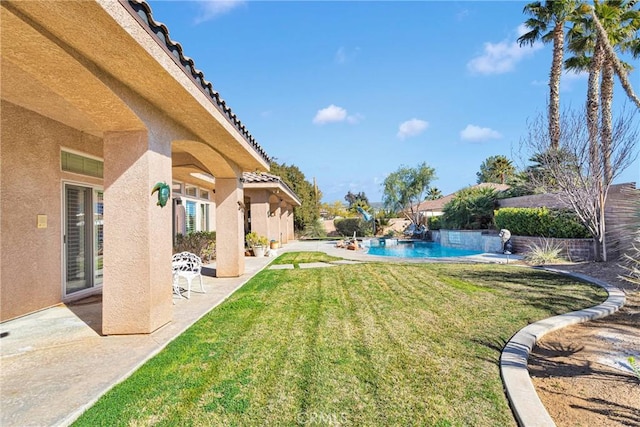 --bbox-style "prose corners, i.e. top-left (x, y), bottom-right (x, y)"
top-left (1, 240), bottom-right (599, 427)
top-left (1, 251), bottom-right (281, 427)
